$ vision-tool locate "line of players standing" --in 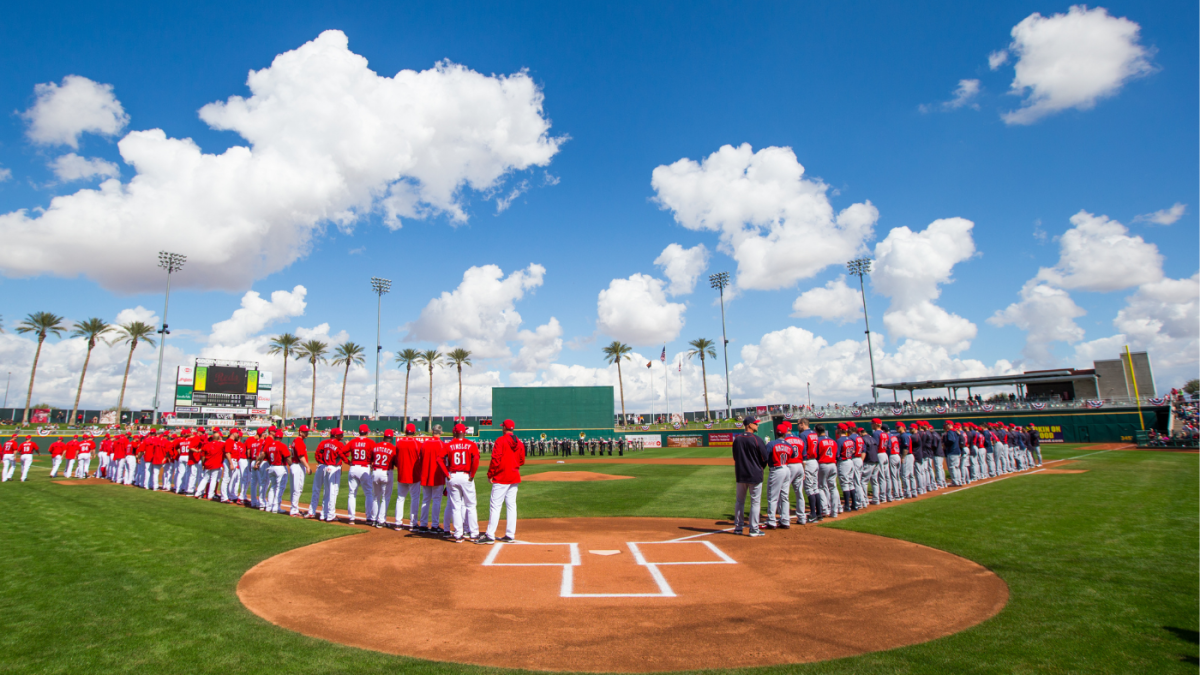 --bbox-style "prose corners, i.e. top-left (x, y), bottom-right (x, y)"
top-left (502, 436), bottom-right (642, 456)
top-left (753, 417), bottom-right (1043, 531)
top-left (23, 419), bottom-right (529, 545)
